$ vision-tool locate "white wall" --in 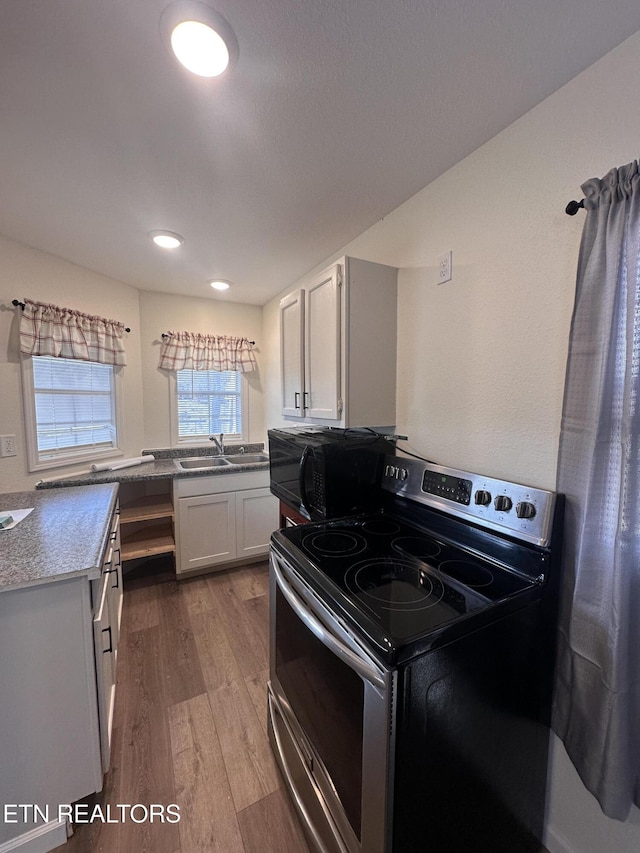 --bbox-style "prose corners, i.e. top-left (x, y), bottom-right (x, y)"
top-left (0, 244), bottom-right (266, 494)
top-left (139, 290), bottom-right (264, 449)
top-left (0, 235), bottom-right (144, 493)
top-left (263, 28), bottom-right (640, 853)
